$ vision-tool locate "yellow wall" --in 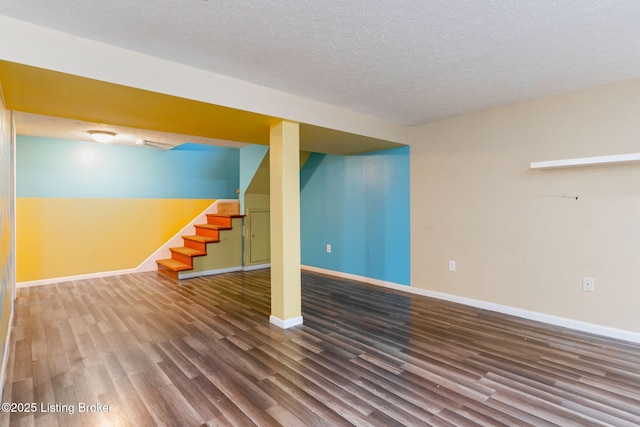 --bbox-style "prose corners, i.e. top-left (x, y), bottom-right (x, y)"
top-left (0, 90), bottom-right (15, 387)
top-left (269, 121), bottom-right (301, 322)
top-left (410, 77), bottom-right (640, 332)
top-left (17, 198), bottom-right (214, 281)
